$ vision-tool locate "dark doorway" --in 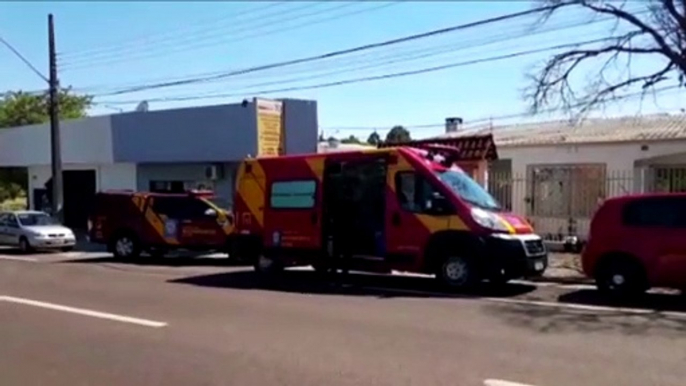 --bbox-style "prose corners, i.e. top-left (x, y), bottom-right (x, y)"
top-left (45, 170), bottom-right (97, 230)
top-left (322, 156), bottom-right (387, 258)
